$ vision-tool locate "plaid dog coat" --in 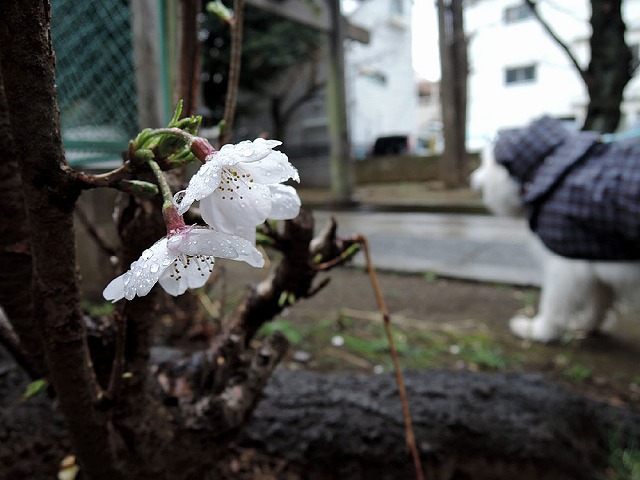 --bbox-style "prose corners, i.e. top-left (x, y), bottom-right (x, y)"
top-left (494, 116), bottom-right (640, 260)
